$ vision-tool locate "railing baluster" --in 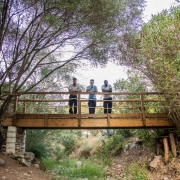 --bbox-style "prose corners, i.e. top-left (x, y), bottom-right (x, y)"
top-left (12, 96), bottom-right (18, 126)
top-left (23, 101), bottom-right (26, 114)
top-left (78, 92), bottom-right (81, 127)
top-left (140, 94), bottom-right (146, 126)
